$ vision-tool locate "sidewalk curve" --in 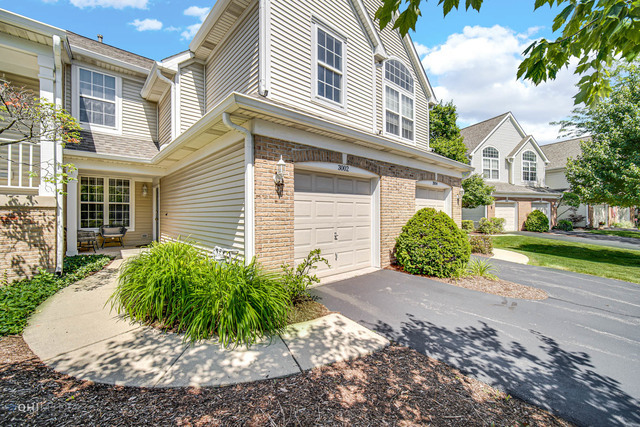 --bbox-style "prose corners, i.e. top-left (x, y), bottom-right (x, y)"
top-left (23, 259), bottom-right (388, 388)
